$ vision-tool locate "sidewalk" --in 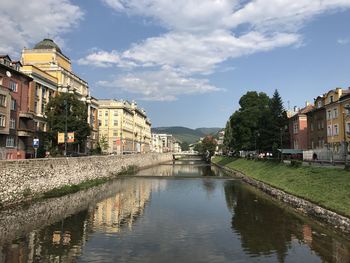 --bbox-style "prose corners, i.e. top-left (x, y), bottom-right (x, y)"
top-left (283, 160), bottom-right (345, 169)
